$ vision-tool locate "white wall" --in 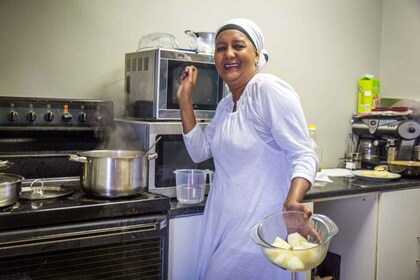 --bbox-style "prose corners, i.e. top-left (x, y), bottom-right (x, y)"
top-left (1, 0), bottom-right (416, 168)
top-left (380, 0), bottom-right (420, 99)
